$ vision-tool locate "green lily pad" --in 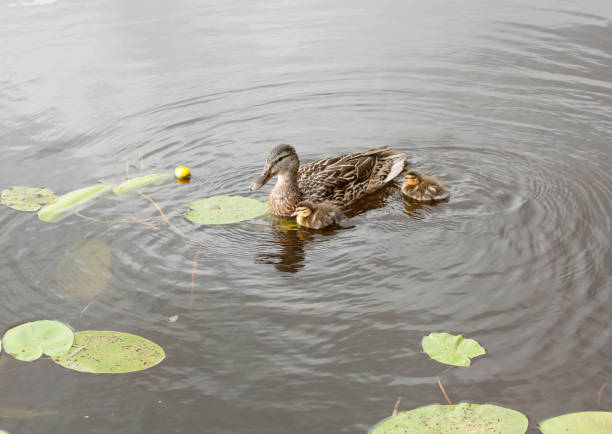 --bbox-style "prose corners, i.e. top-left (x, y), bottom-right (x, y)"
top-left (113, 173), bottom-right (171, 195)
top-left (370, 403), bottom-right (528, 434)
top-left (422, 332), bottom-right (485, 367)
top-left (52, 330), bottom-right (165, 373)
top-left (2, 320), bottom-right (74, 361)
top-left (540, 411), bottom-right (612, 433)
top-left (1, 187), bottom-right (56, 211)
top-left (38, 184), bottom-right (112, 222)
top-left (185, 195), bottom-right (268, 225)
